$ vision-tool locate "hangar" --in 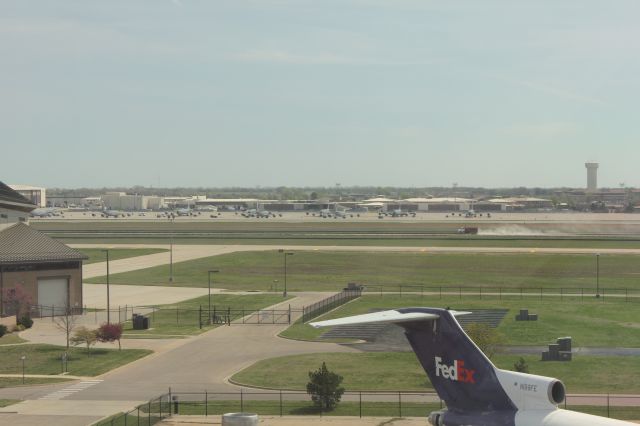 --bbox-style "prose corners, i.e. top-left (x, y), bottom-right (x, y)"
top-left (0, 181), bottom-right (87, 321)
